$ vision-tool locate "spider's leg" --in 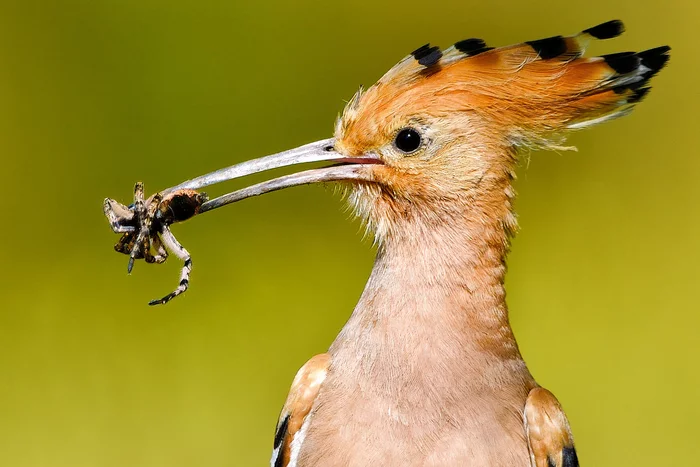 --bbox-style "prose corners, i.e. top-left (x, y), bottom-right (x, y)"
top-left (149, 226), bottom-right (192, 306)
top-left (142, 234), bottom-right (155, 264)
top-left (133, 182), bottom-right (145, 215)
top-left (127, 183), bottom-right (149, 273)
top-left (141, 196), bottom-right (162, 264)
top-left (127, 232), bottom-right (147, 272)
top-left (127, 182), bottom-right (146, 271)
top-left (114, 233), bottom-right (134, 254)
top-left (115, 233), bottom-right (144, 258)
top-left (103, 198), bottom-right (136, 233)
top-left (150, 232), bottom-right (169, 264)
